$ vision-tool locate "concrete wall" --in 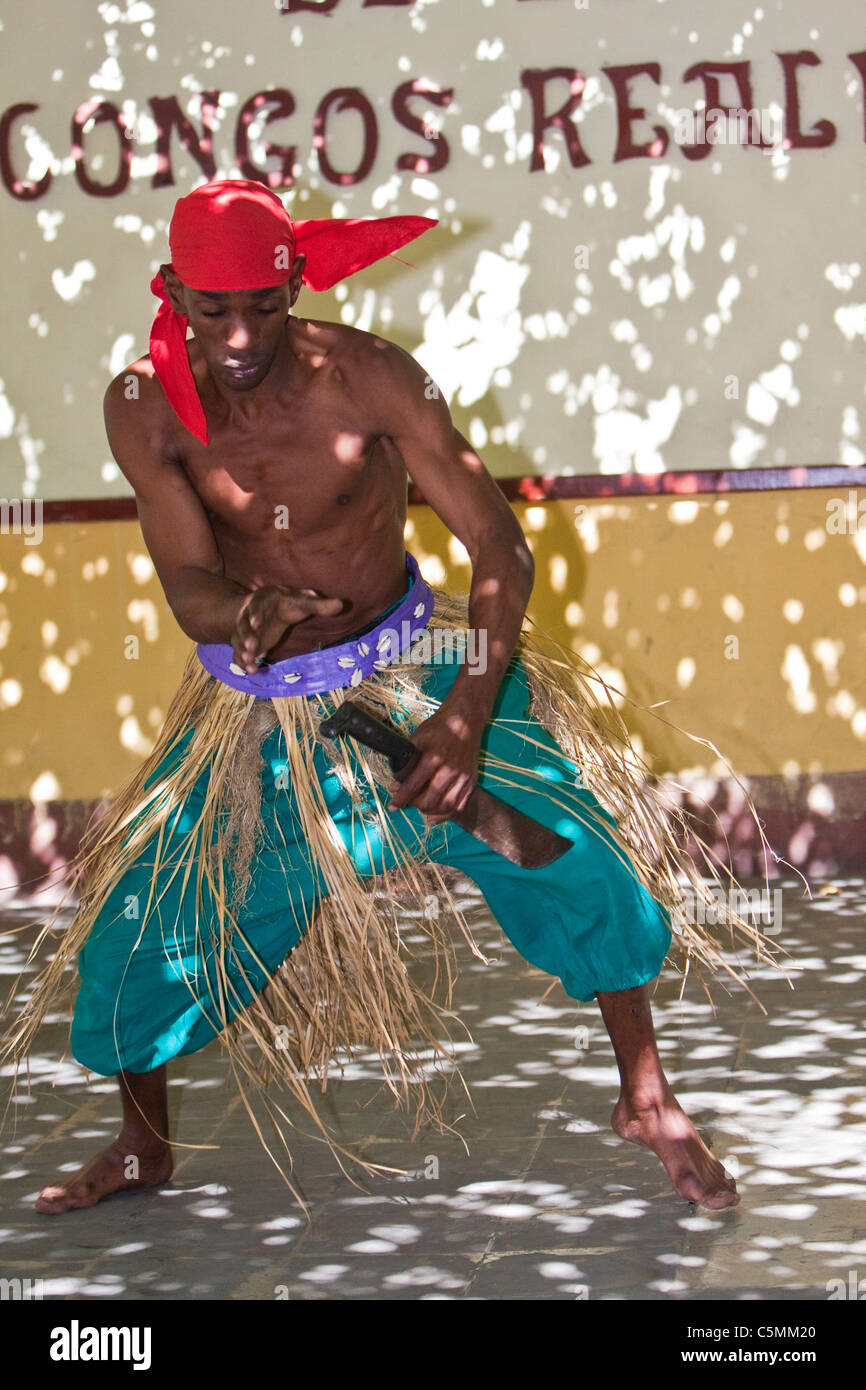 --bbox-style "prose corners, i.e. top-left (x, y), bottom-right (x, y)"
top-left (2, 2), bottom-right (865, 888)
top-left (2, 485), bottom-right (864, 797)
top-left (3, 2), bottom-right (866, 496)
